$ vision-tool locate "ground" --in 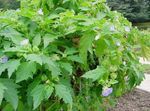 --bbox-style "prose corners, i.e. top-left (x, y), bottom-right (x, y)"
top-left (109, 89), bottom-right (150, 111)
